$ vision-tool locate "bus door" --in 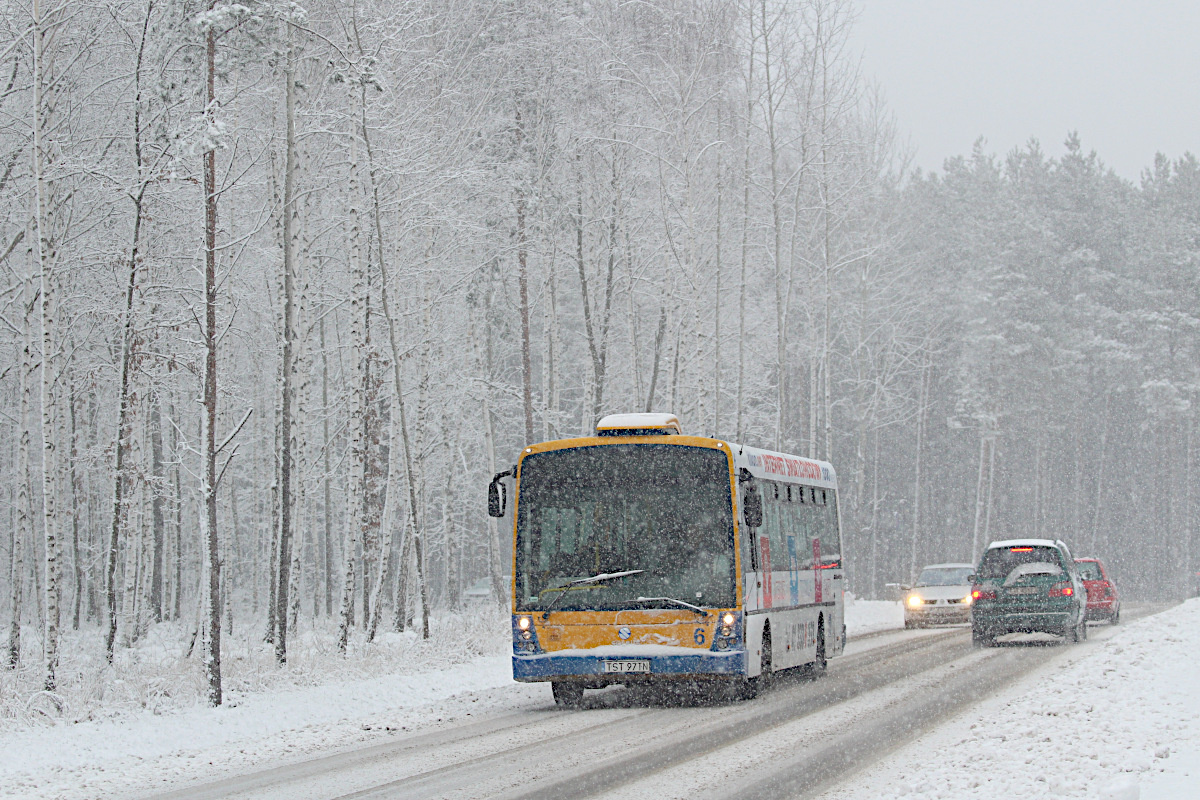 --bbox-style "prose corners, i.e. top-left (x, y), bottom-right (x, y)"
top-left (746, 530), bottom-right (764, 611)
